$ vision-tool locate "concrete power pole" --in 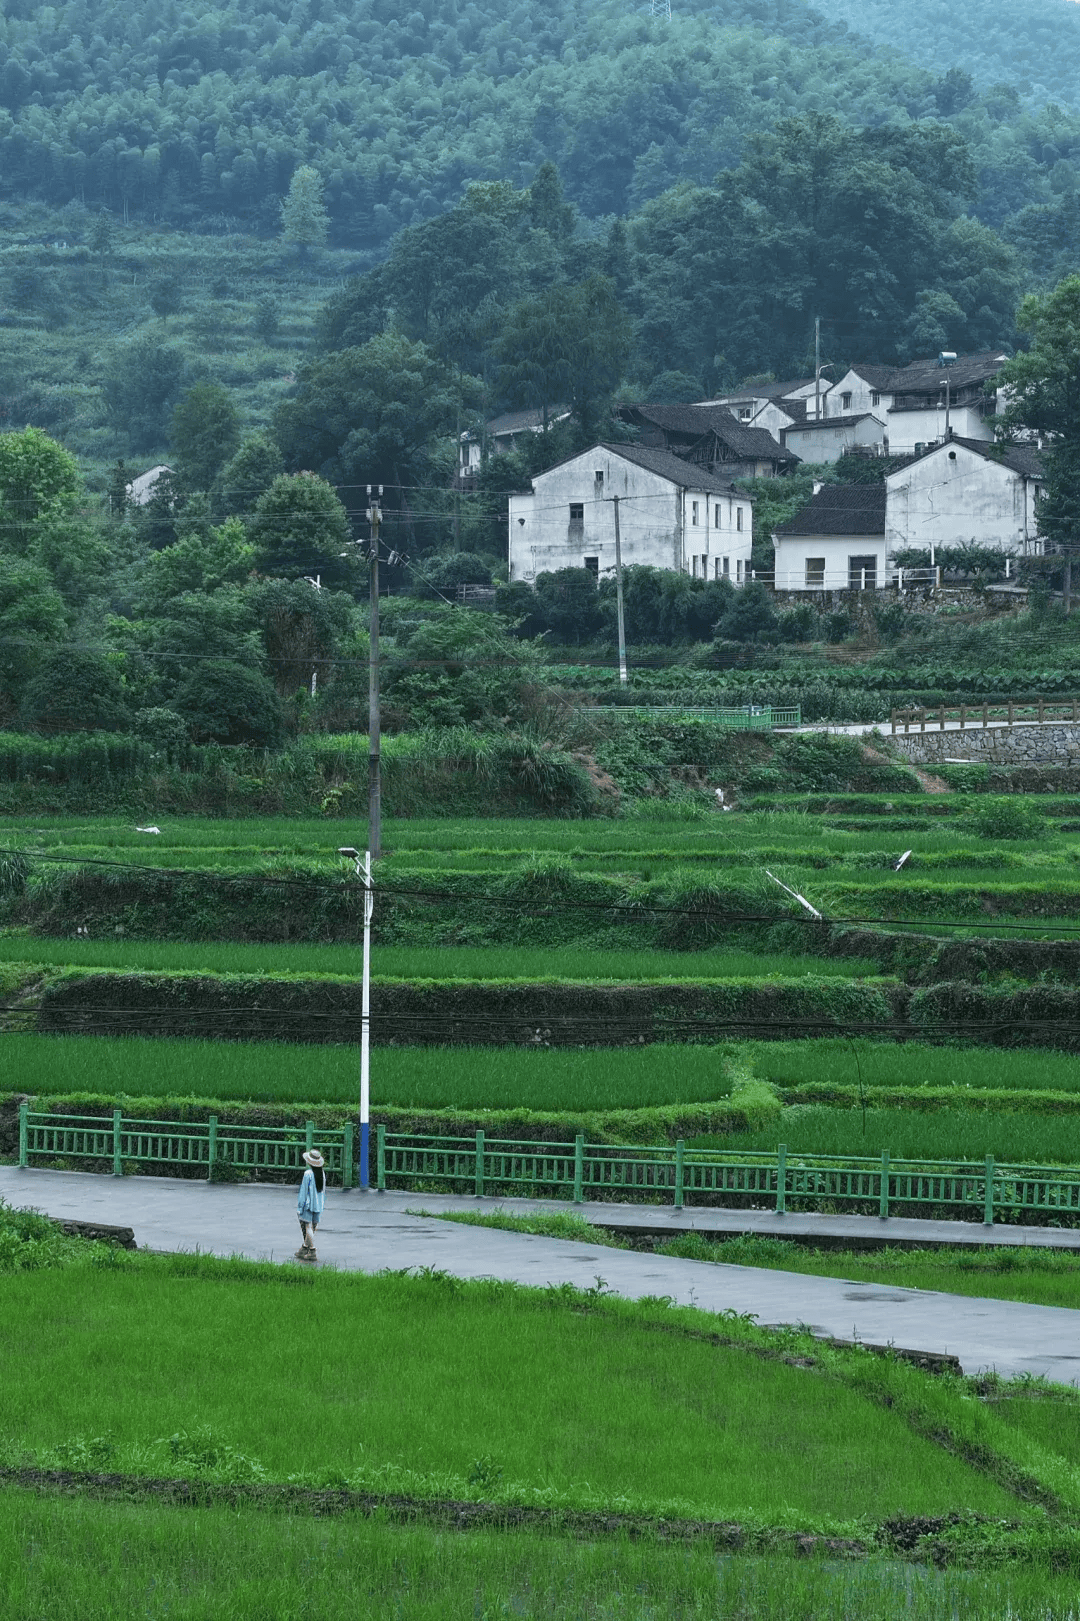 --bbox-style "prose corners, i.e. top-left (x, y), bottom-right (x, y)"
top-left (366, 486), bottom-right (383, 860)
top-left (611, 494), bottom-right (628, 686)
